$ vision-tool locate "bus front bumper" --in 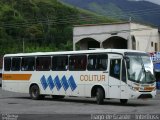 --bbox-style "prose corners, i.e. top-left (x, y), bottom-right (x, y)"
top-left (129, 90), bottom-right (156, 99)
